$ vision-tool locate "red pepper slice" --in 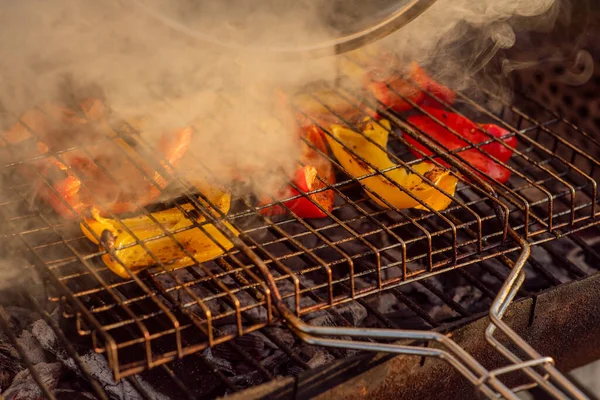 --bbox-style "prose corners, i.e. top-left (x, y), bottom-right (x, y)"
top-left (403, 108), bottom-right (515, 183)
top-left (259, 165), bottom-right (333, 218)
top-left (34, 126), bottom-right (192, 218)
top-left (259, 125), bottom-right (335, 218)
top-left (413, 64), bottom-right (456, 108)
top-left (37, 159), bottom-right (85, 217)
top-left (366, 62), bottom-right (427, 112)
top-left (366, 62), bottom-right (455, 112)
top-left (478, 123), bottom-right (517, 163)
top-left (2, 99), bottom-right (194, 218)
